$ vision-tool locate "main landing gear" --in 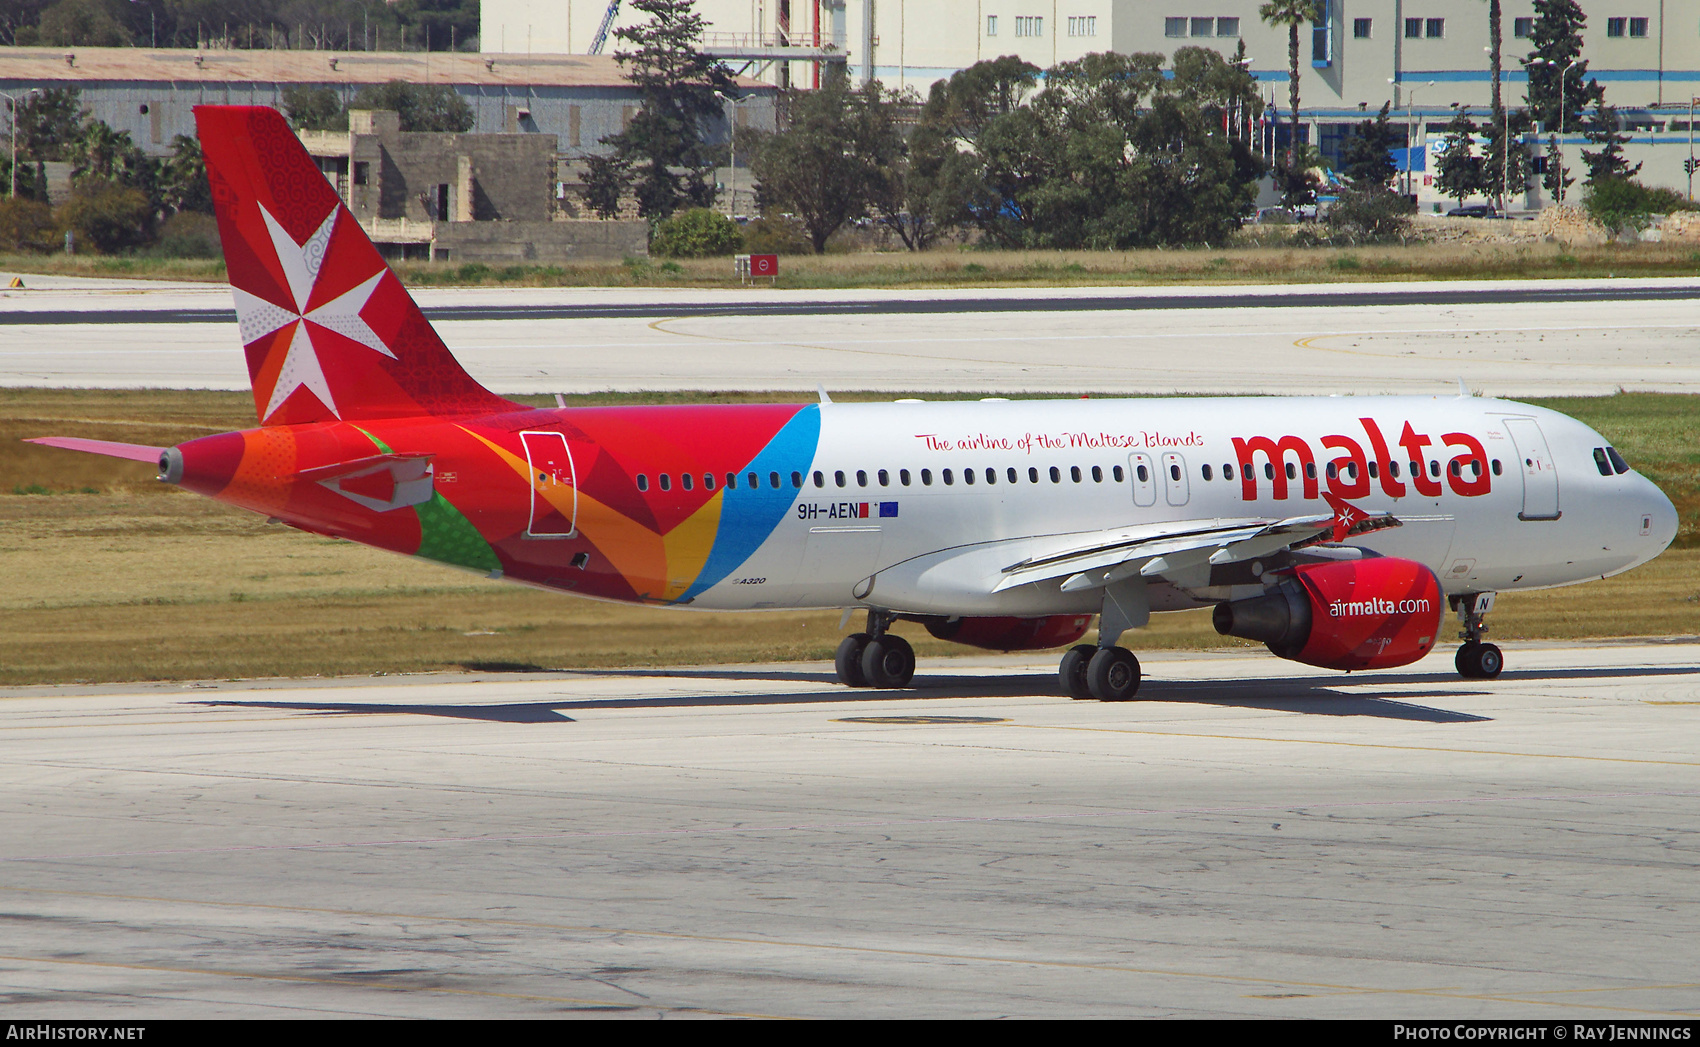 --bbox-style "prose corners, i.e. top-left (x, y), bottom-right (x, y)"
top-left (835, 610), bottom-right (916, 689)
top-left (1059, 644), bottom-right (1142, 701)
top-left (1454, 592), bottom-right (1503, 680)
